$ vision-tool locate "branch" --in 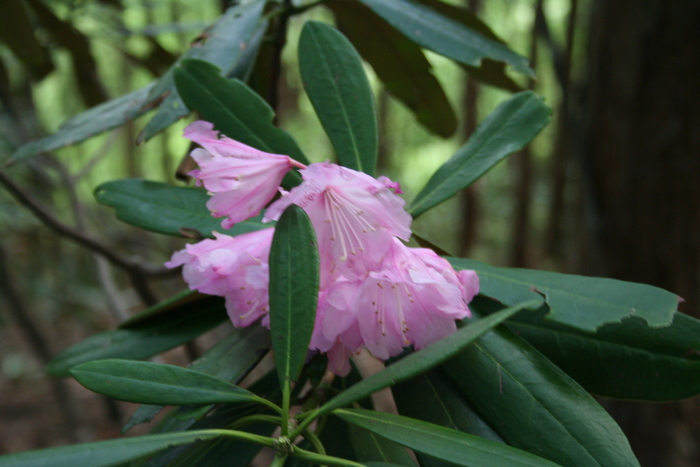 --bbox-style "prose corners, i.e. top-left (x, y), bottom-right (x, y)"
top-left (0, 170), bottom-right (177, 278)
top-left (267, 0), bottom-right (293, 117)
